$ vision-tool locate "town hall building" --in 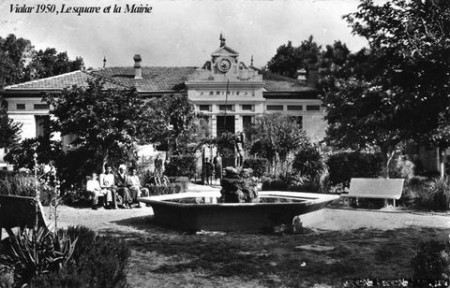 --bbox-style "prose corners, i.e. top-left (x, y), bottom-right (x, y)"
top-left (1, 36), bottom-right (326, 165)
